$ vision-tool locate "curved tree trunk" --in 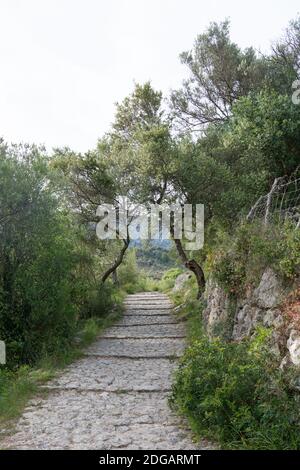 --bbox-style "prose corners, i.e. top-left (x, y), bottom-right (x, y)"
top-left (101, 237), bottom-right (129, 284)
top-left (173, 238), bottom-right (205, 299)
